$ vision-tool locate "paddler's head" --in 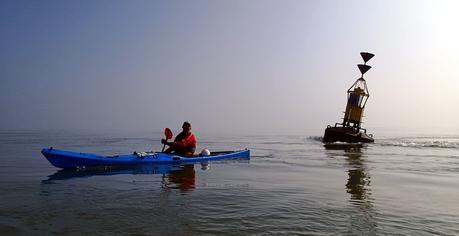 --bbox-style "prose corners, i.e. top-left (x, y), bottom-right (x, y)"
top-left (182, 121), bottom-right (192, 134)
